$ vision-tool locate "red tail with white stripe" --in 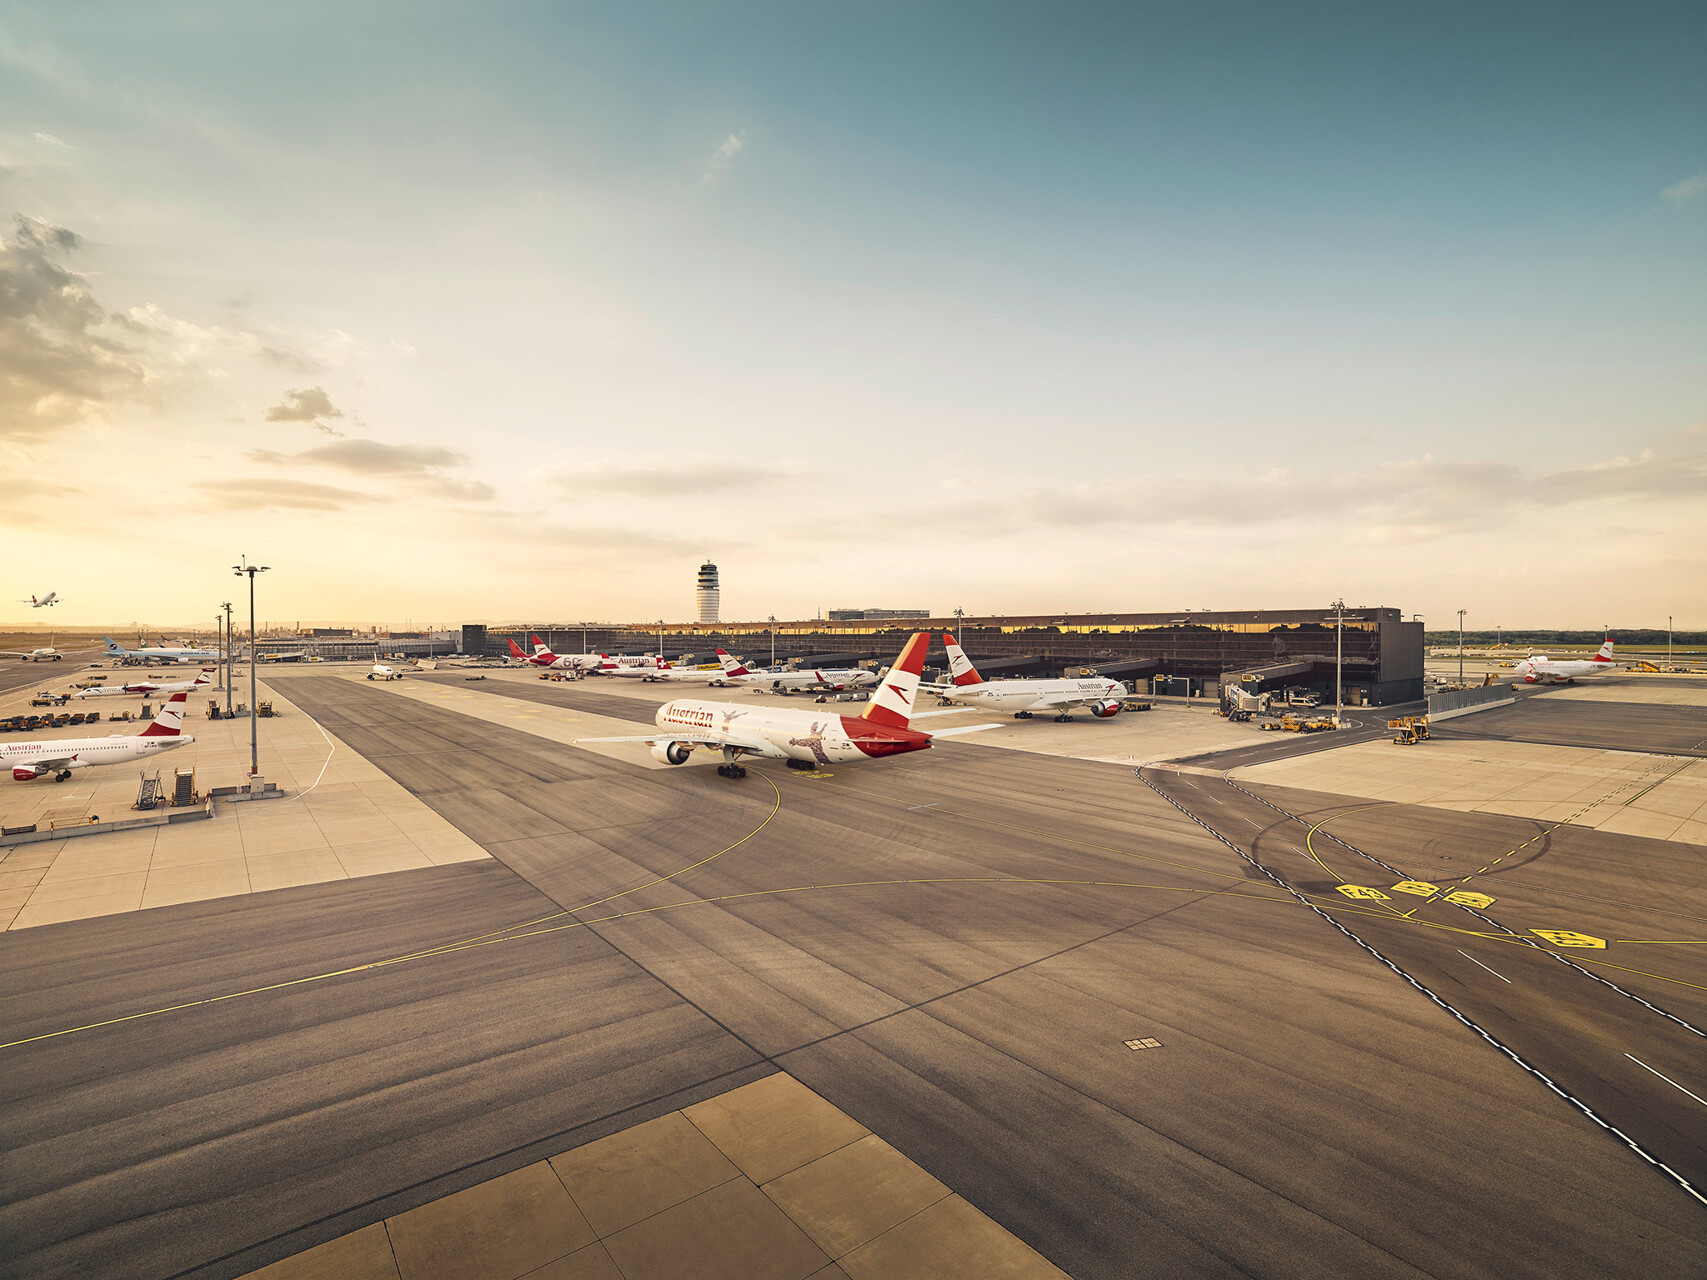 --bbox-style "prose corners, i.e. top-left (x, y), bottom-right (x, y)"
top-left (139, 691), bottom-right (190, 738)
top-left (861, 633), bottom-right (930, 728)
top-left (941, 635), bottom-right (984, 687)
